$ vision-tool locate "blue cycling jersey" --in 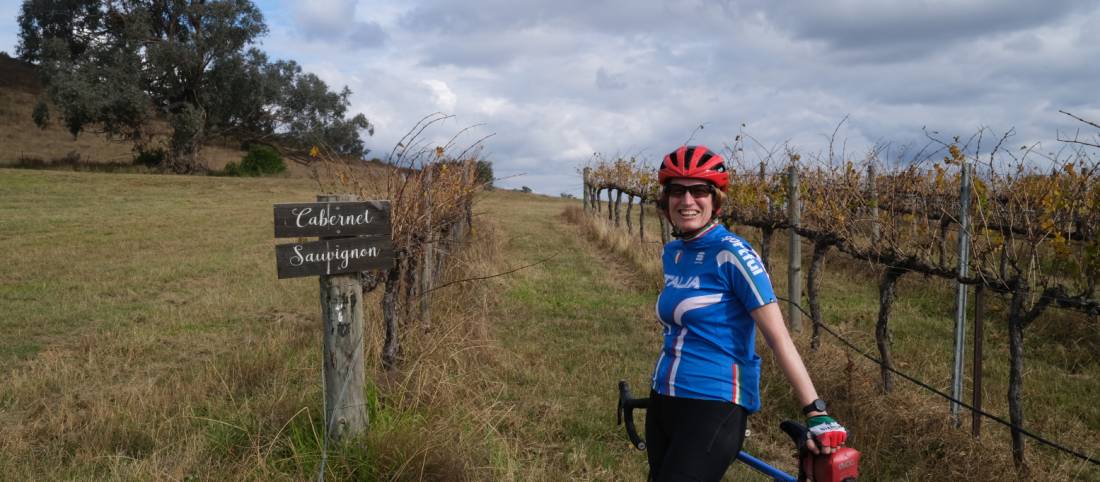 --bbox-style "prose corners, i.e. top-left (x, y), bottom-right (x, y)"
top-left (651, 223), bottom-right (777, 412)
